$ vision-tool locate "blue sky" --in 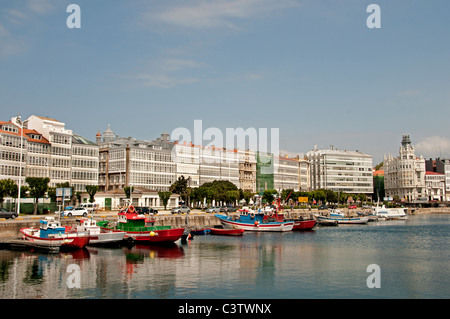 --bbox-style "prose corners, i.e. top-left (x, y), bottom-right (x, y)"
top-left (1, 0), bottom-right (449, 164)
